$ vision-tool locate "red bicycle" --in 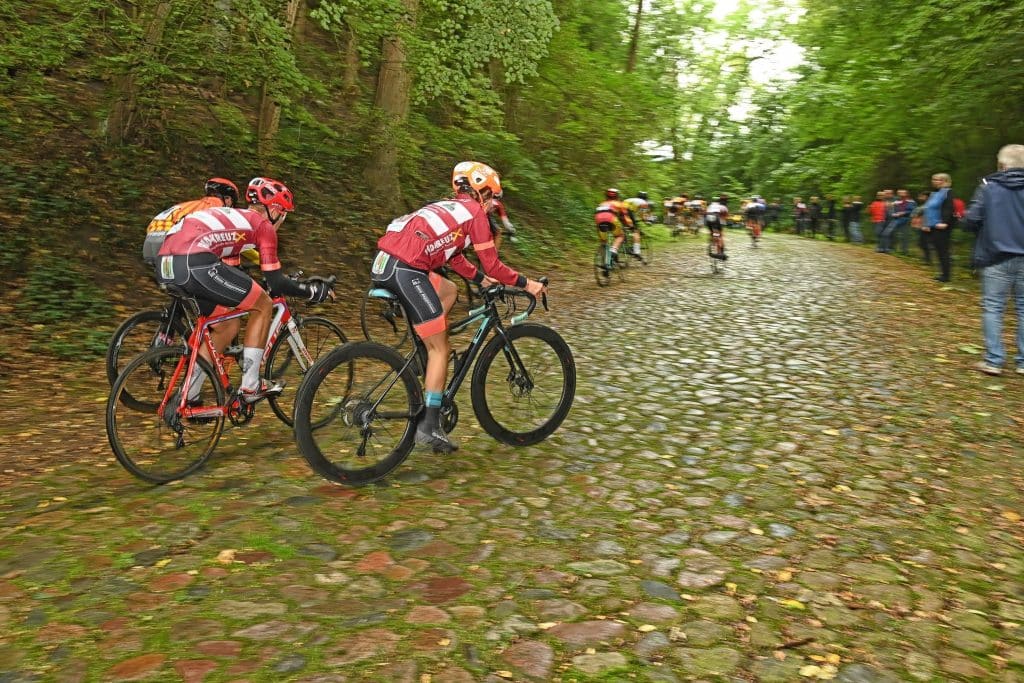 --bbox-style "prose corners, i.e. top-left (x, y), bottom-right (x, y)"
top-left (105, 279), bottom-right (347, 483)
